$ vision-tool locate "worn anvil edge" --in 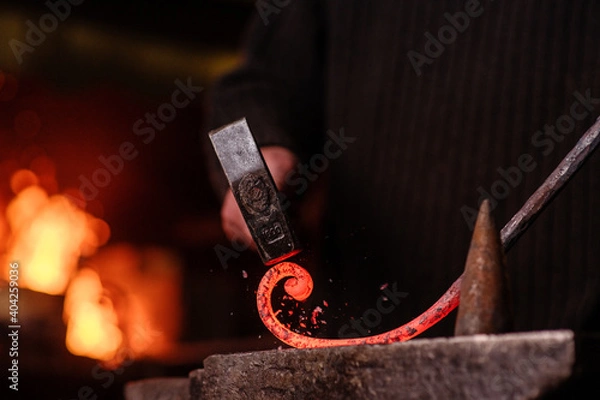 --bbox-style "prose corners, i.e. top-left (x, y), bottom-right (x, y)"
top-left (199, 329), bottom-right (574, 360)
top-left (189, 329), bottom-right (575, 400)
